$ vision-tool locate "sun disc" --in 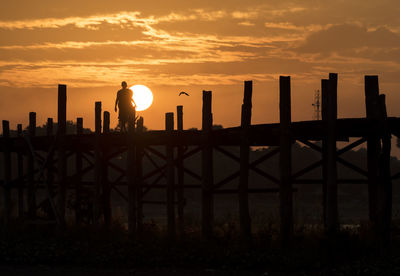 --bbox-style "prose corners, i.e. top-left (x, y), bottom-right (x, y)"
top-left (129, 85), bottom-right (153, 111)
